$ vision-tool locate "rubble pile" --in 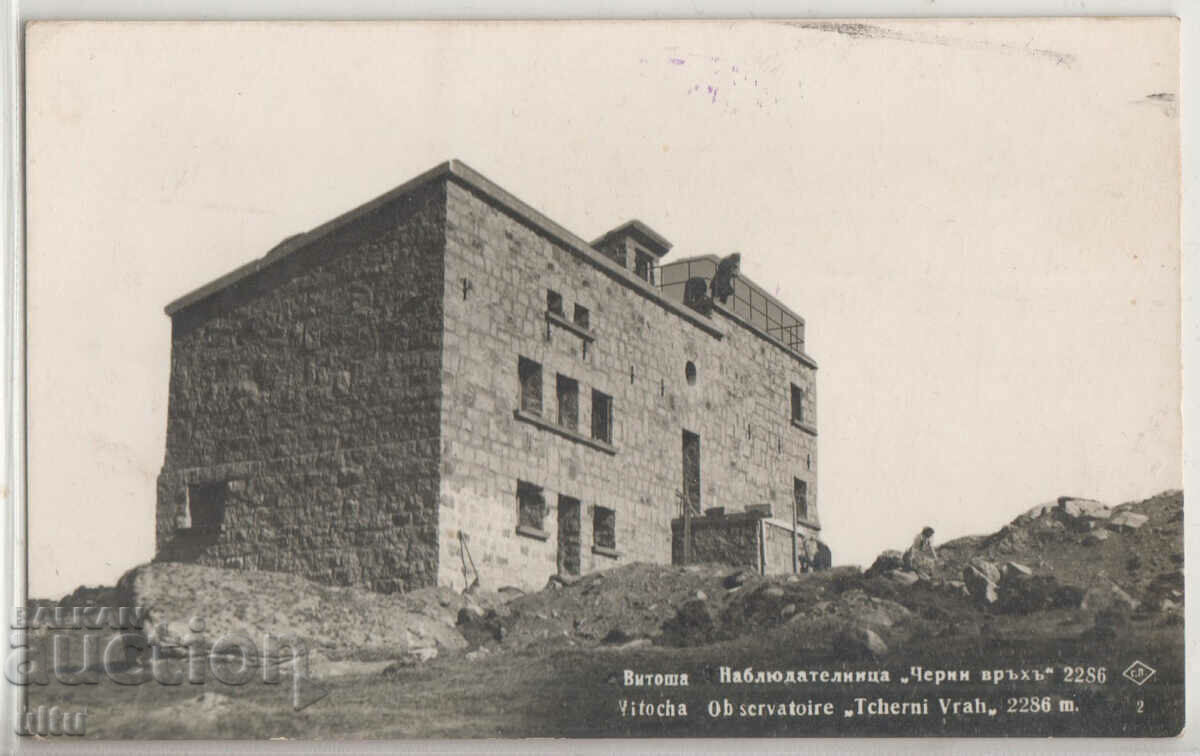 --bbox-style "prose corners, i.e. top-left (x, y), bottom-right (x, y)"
top-left (863, 492), bottom-right (1182, 622)
top-left (42, 491), bottom-right (1182, 675)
